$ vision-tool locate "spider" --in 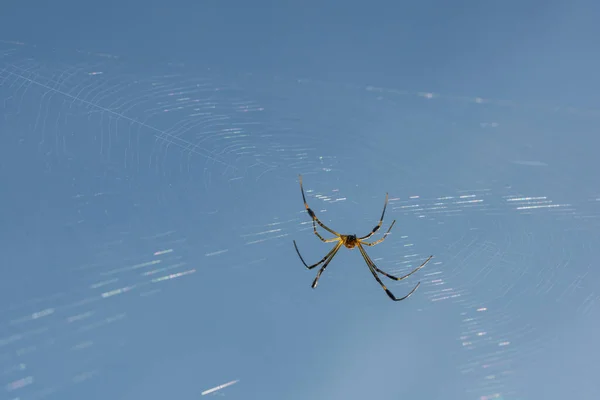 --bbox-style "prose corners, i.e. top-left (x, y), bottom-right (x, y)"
top-left (293, 175), bottom-right (433, 301)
